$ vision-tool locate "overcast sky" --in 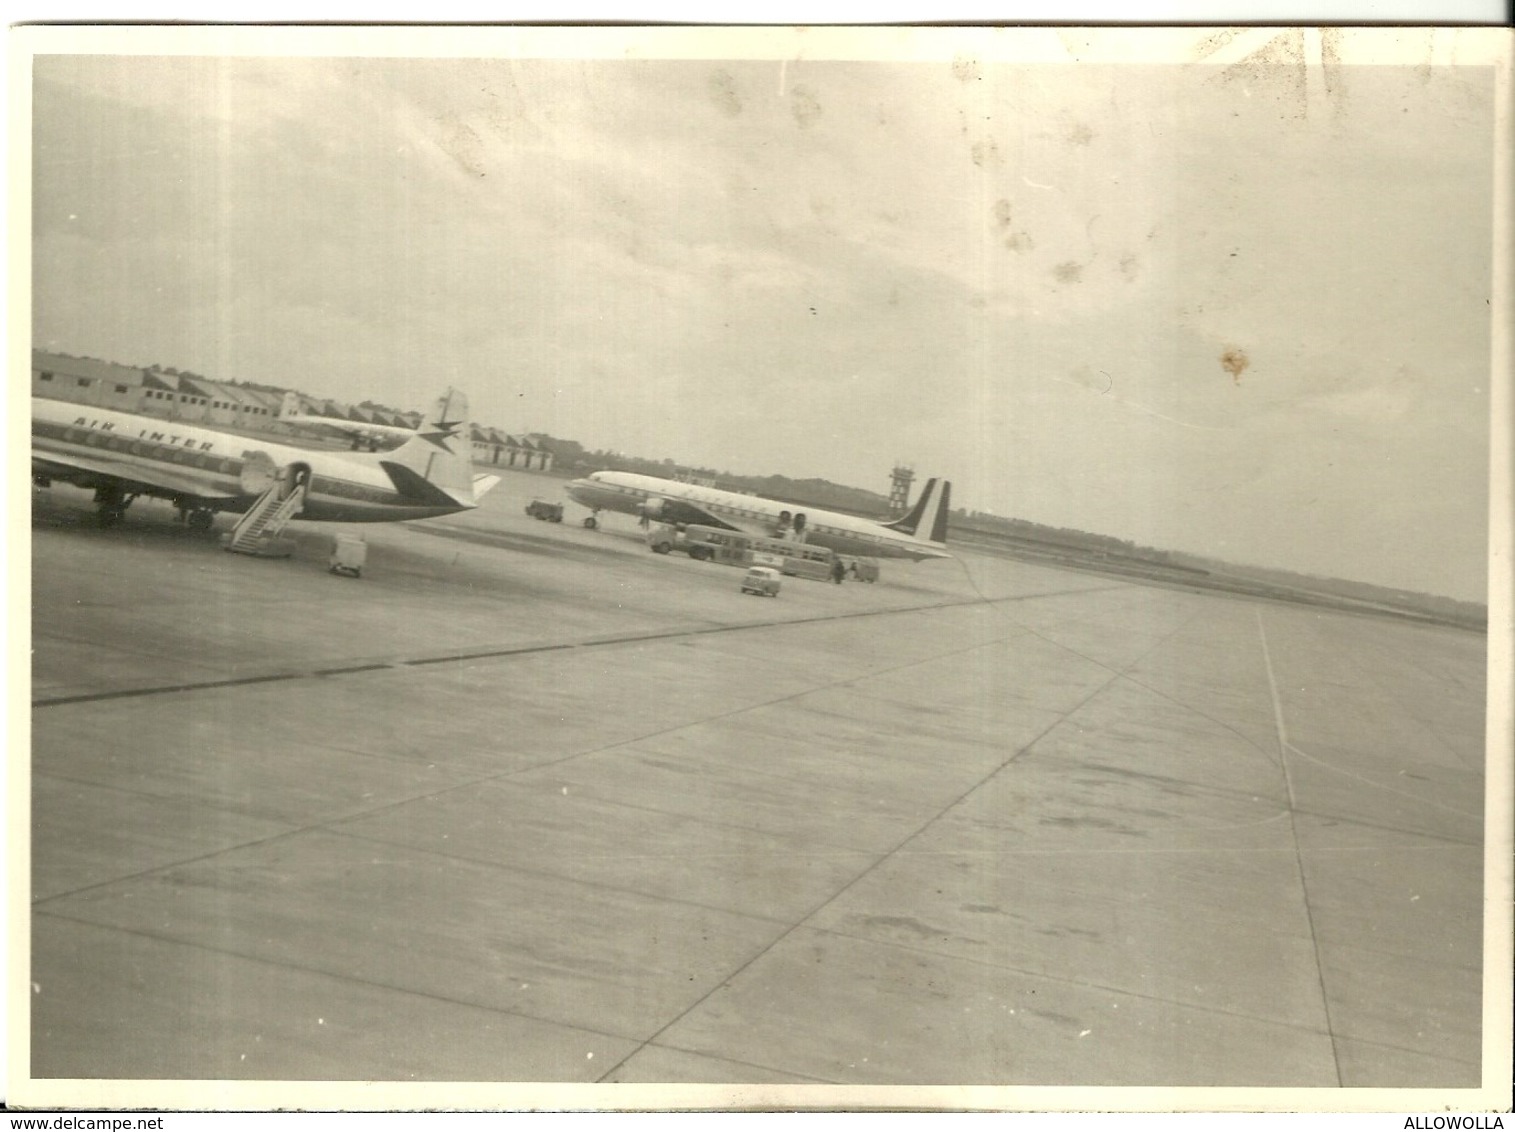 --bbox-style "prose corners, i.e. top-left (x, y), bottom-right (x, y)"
top-left (26, 29), bottom-right (1499, 601)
